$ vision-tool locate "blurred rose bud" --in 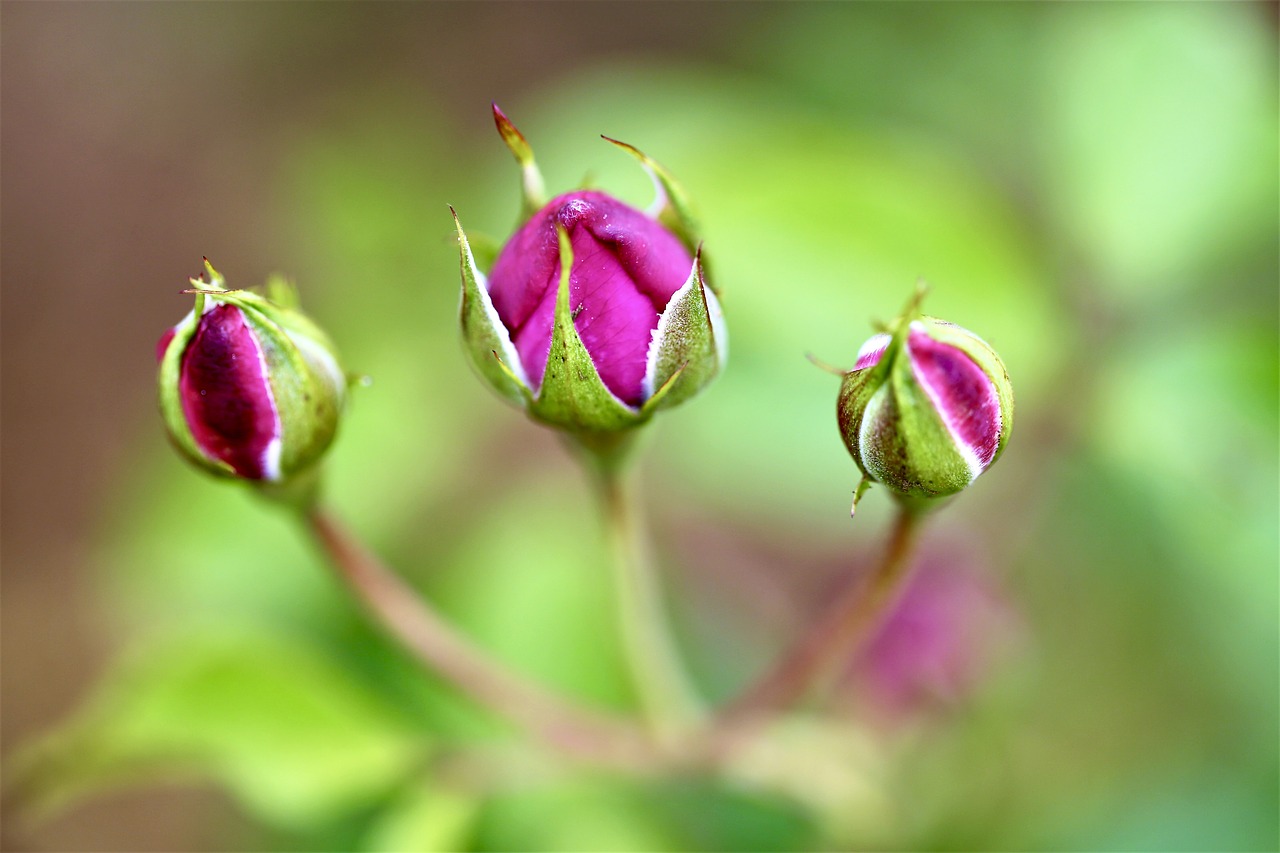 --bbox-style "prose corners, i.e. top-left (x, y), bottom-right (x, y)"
top-left (838, 290), bottom-right (1012, 507)
top-left (157, 260), bottom-right (346, 490)
top-left (453, 104), bottom-right (726, 435)
top-left (851, 550), bottom-right (1019, 721)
